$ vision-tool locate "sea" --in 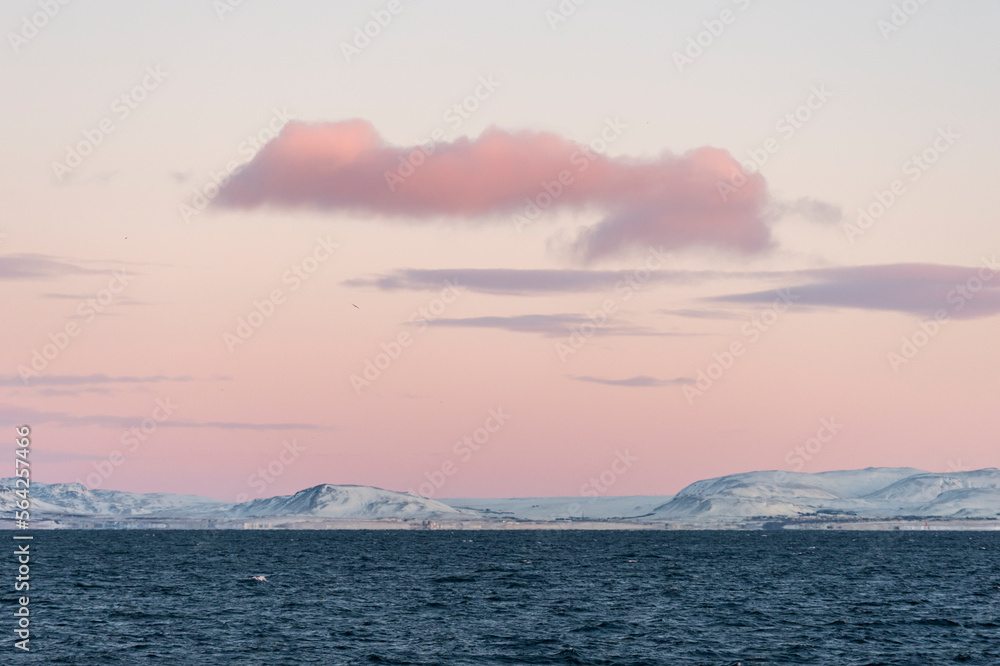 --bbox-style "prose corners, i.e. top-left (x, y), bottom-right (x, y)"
top-left (3, 529), bottom-right (999, 664)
